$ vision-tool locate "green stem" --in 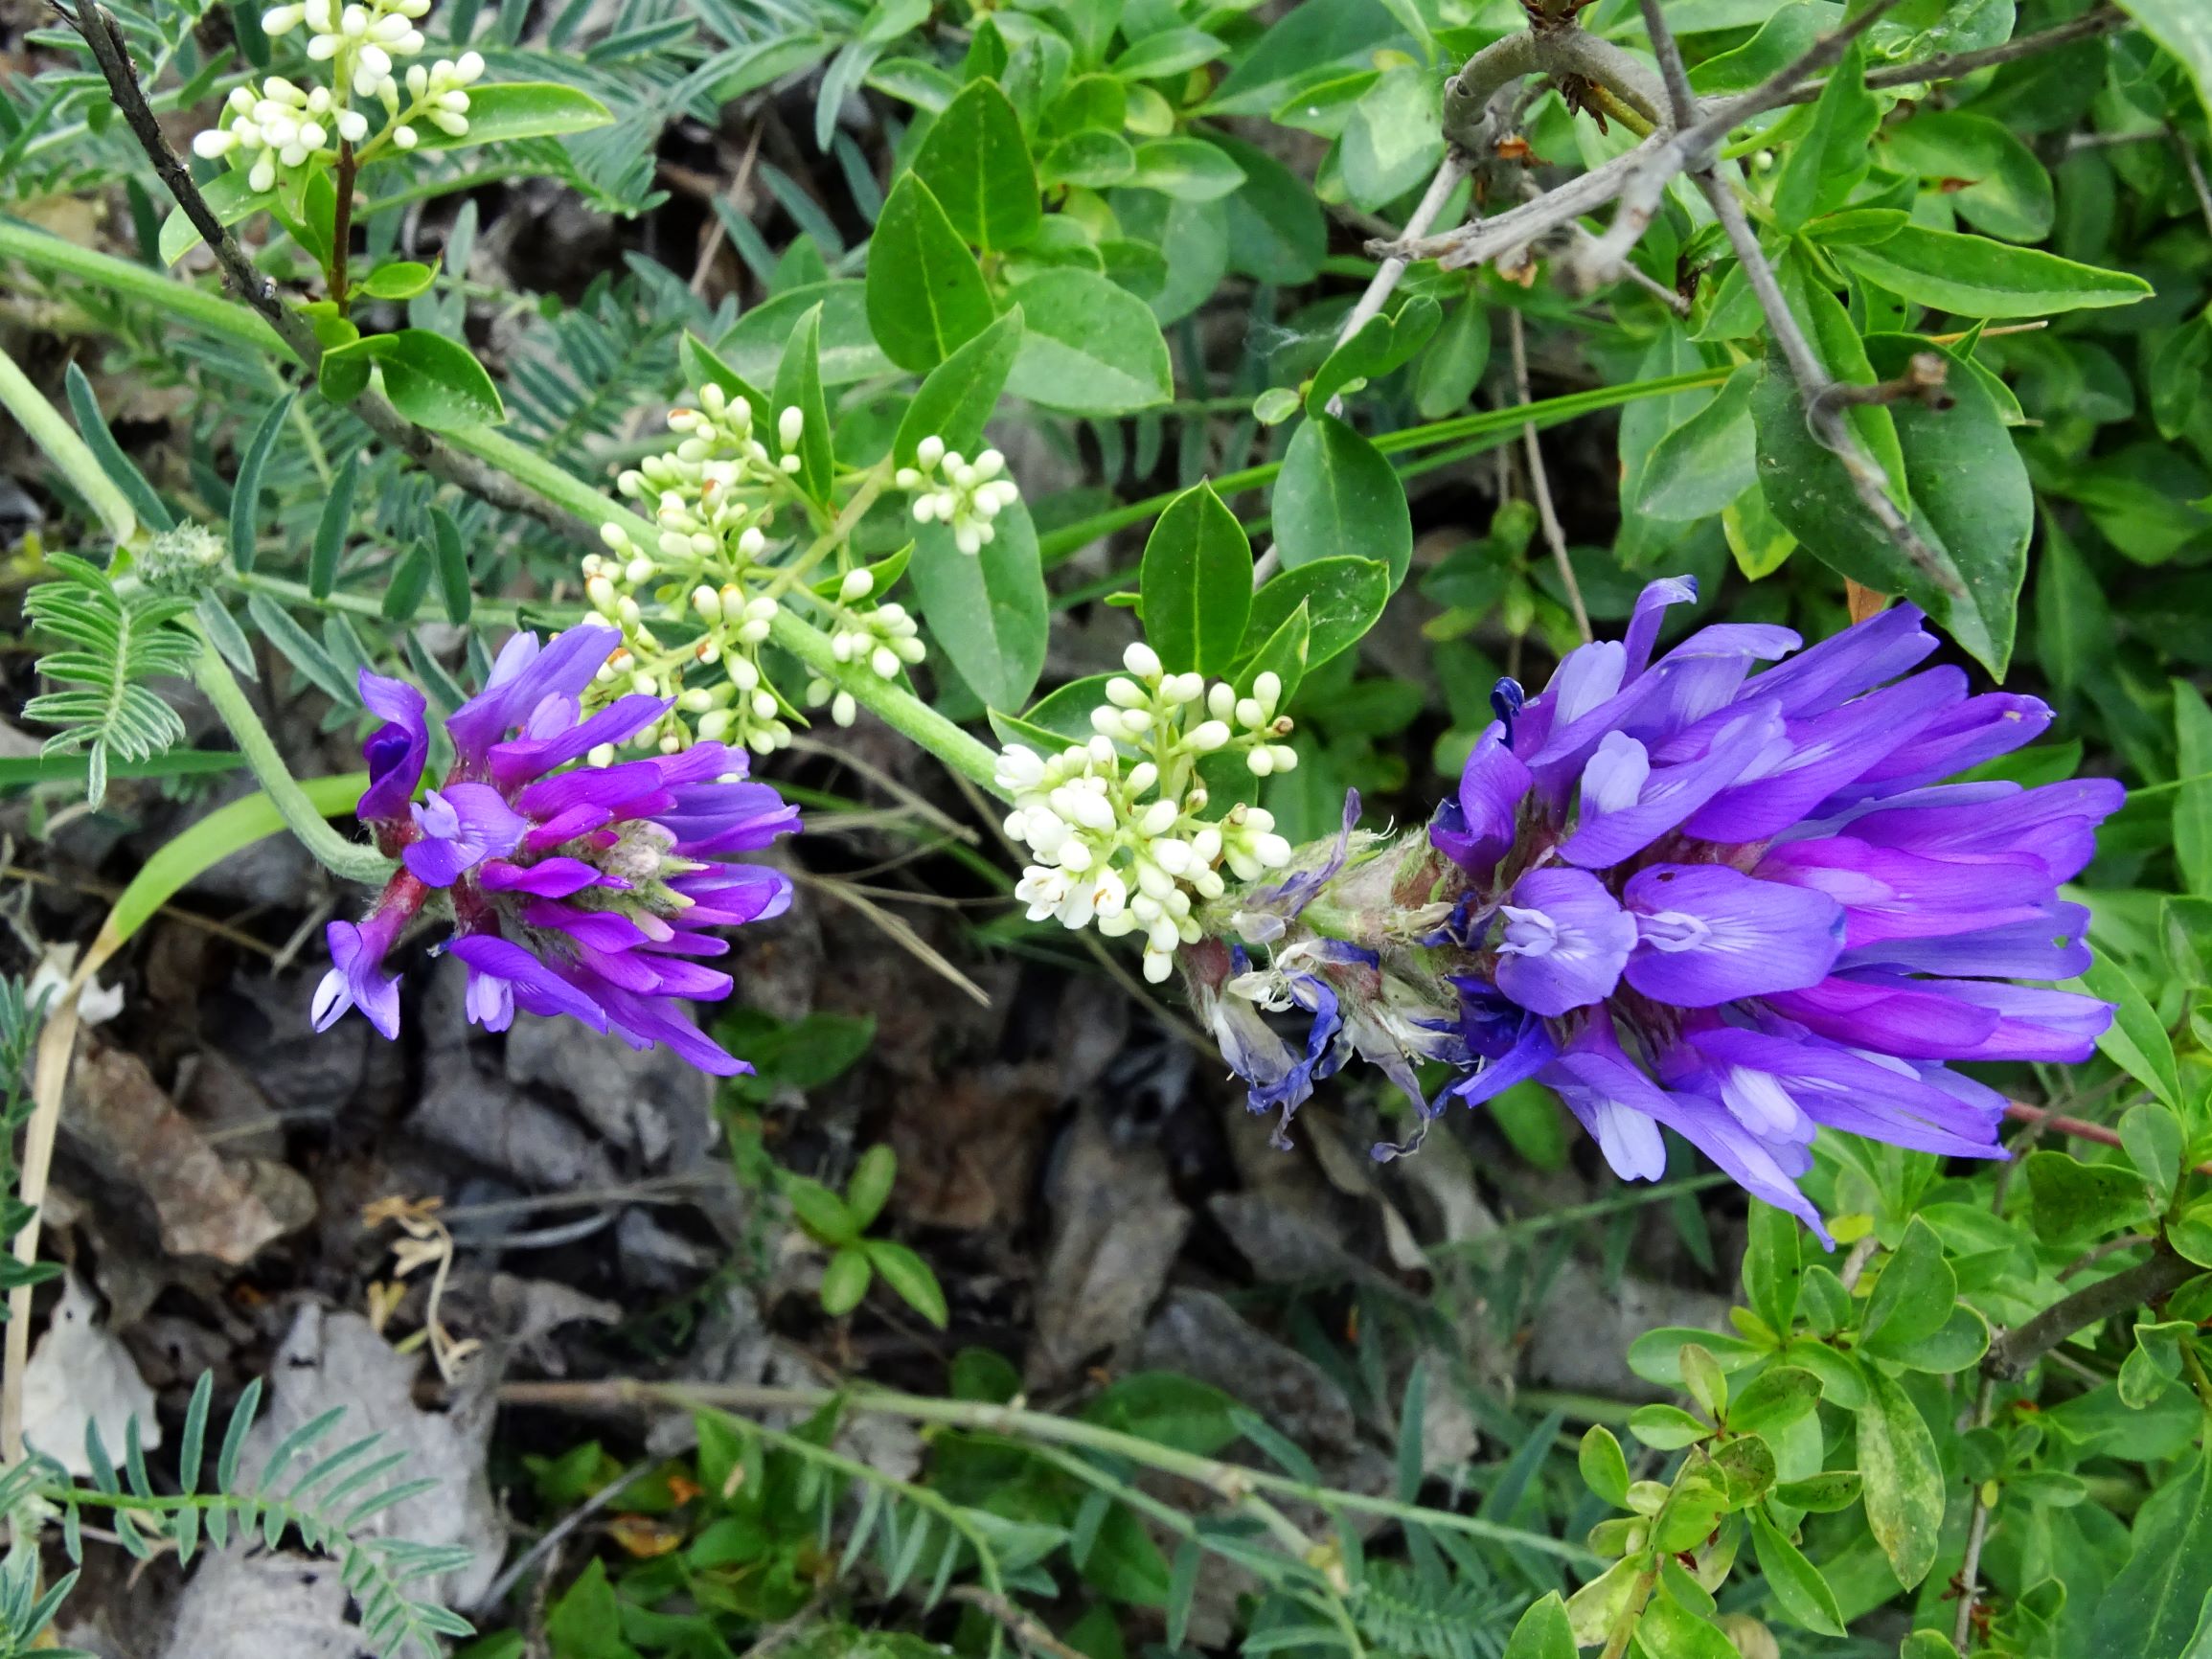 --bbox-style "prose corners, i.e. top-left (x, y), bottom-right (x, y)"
top-left (190, 633), bottom-right (395, 887)
top-left (501, 1376), bottom-right (1603, 1564)
top-left (0, 337), bottom-right (139, 543)
top-left (0, 216), bottom-right (289, 357)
